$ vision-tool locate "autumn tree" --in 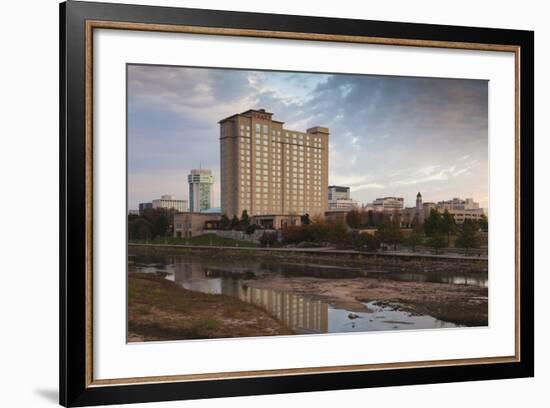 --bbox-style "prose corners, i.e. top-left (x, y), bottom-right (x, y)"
top-left (345, 209), bottom-right (362, 229)
top-left (327, 222), bottom-right (351, 246)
